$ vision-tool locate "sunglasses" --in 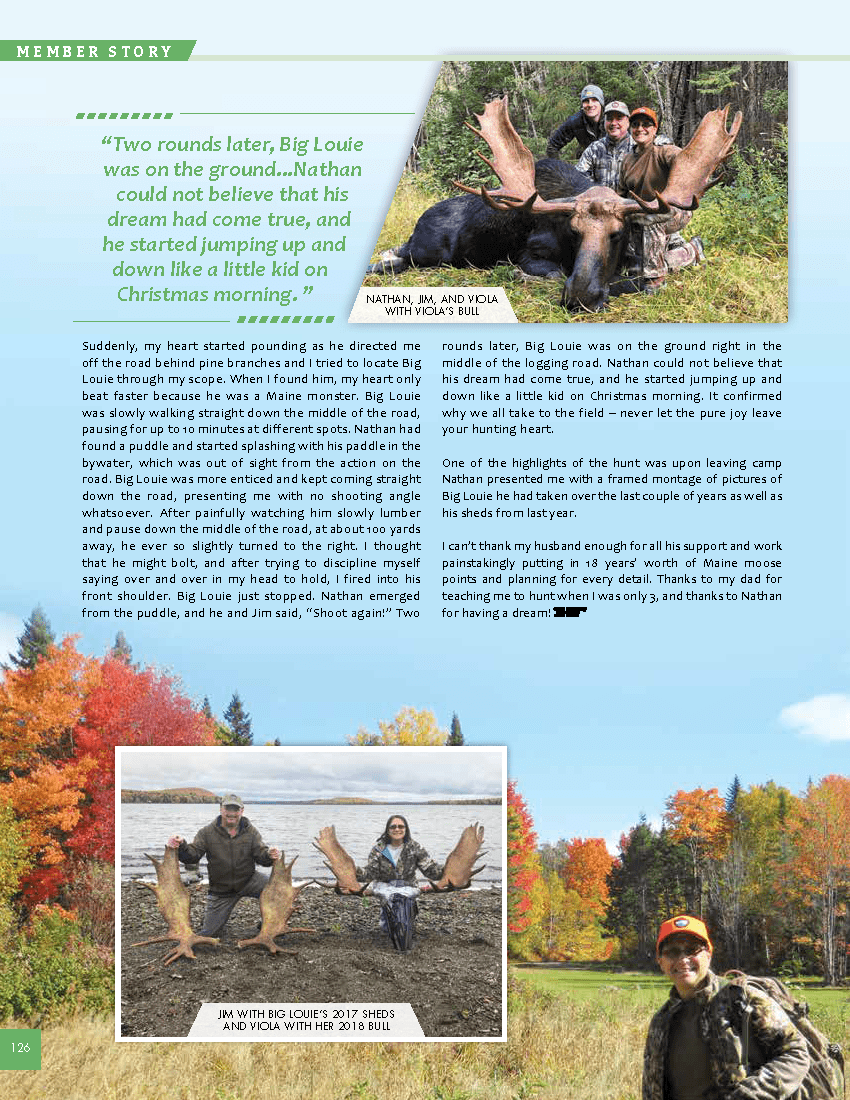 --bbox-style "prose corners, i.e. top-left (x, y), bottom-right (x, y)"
top-left (660, 943), bottom-right (706, 960)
